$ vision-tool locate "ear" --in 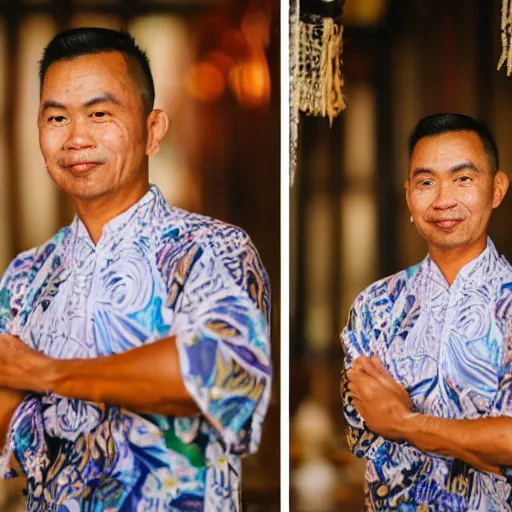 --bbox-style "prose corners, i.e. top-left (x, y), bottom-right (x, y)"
top-left (492, 170), bottom-right (510, 209)
top-left (145, 109), bottom-right (169, 156)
